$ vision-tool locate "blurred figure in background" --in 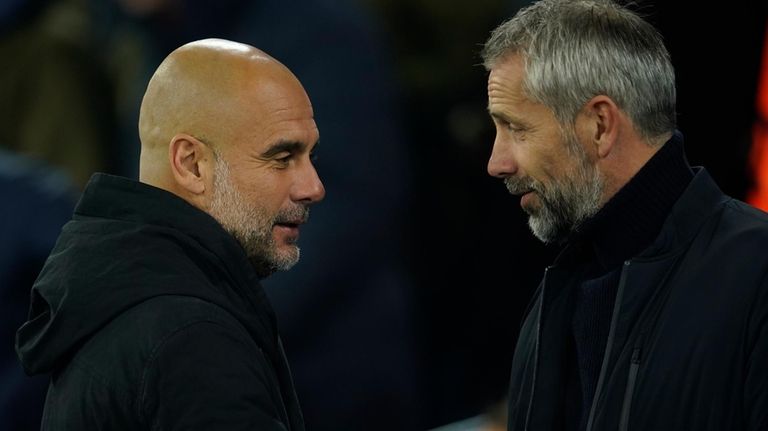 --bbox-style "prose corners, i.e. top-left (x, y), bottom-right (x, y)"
top-left (0, 0), bottom-right (115, 187)
top-left (0, 150), bottom-right (77, 430)
top-left (1, 0), bottom-right (112, 428)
